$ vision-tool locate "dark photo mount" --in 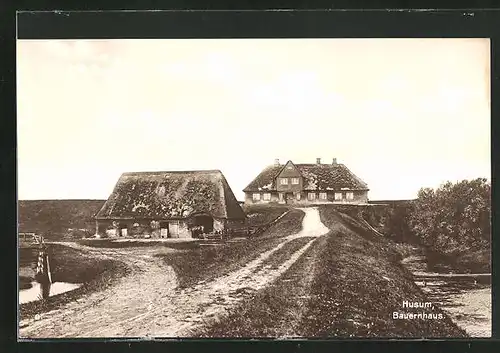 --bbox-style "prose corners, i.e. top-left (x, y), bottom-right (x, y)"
top-left (3, 5), bottom-right (500, 353)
